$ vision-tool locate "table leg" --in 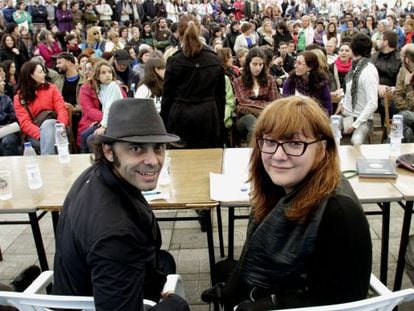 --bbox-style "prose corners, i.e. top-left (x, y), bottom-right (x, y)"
top-left (216, 205), bottom-right (225, 258)
top-left (28, 212), bottom-right (49, 271)
top-left (52, 211), bottom-right (60, 237)
top-left (380, 202), bottom-right (390, 285)
top-left (205, 210), bottom-right (216, 285)
top-left (228, 207), bottom-right (235, 261)
top-left (394, 201), bottom-right (413, 291)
